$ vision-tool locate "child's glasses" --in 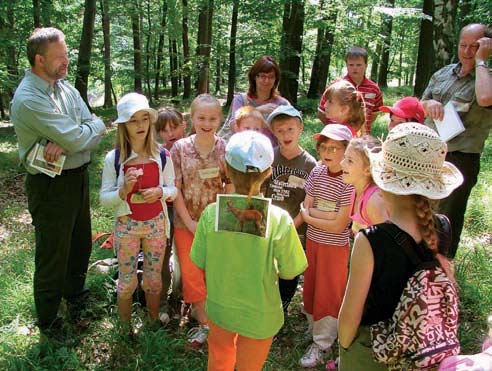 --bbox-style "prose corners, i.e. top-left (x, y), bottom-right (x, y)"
top-left (318, 144), bottom-right (344, 153)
